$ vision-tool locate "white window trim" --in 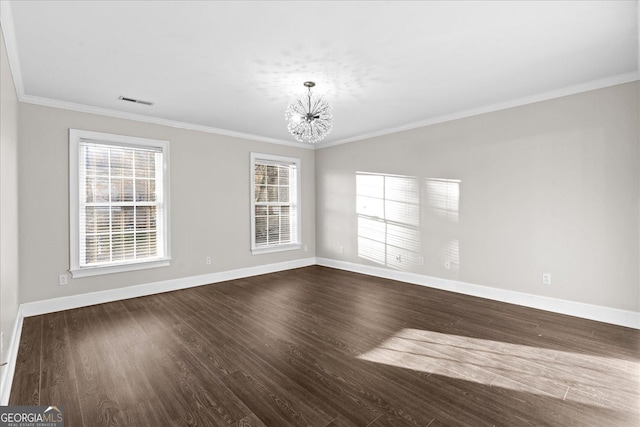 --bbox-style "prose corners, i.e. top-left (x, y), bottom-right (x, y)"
top-left (250, 152), bottom-right (302, 255)
top-left (69, 129), bottom-right (171, 278)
